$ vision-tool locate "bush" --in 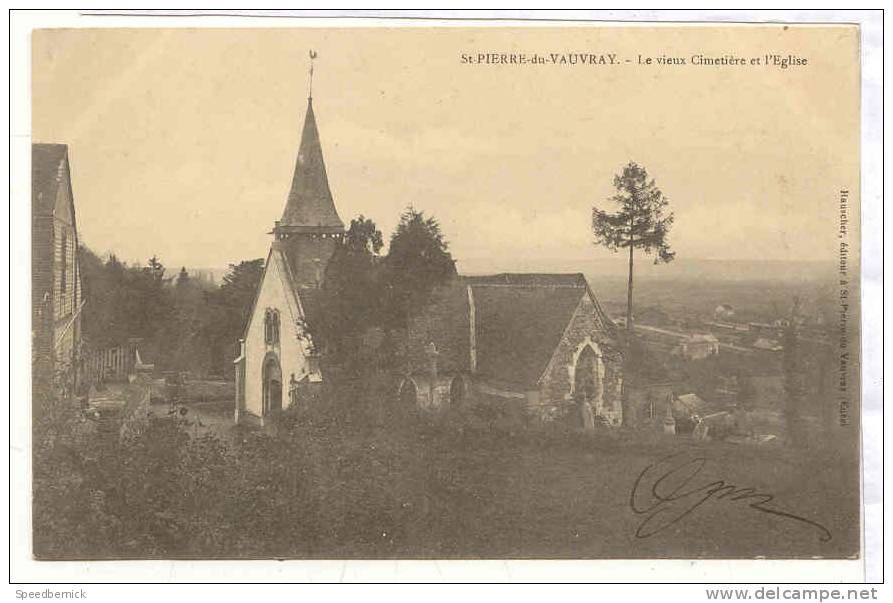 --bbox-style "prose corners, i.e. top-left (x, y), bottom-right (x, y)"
top-left (35, 383), bottom-right (746, 559)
